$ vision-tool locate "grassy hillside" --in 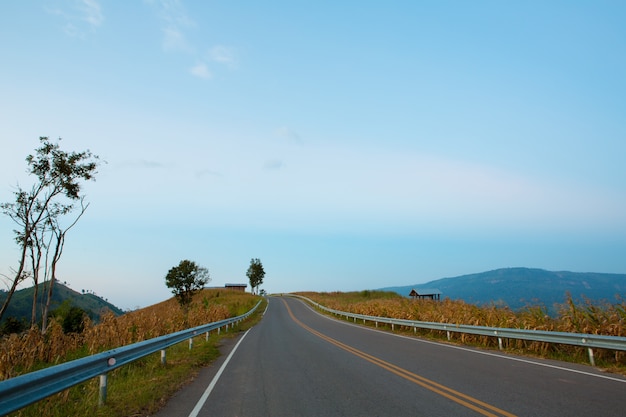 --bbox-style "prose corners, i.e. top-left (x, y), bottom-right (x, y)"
top-left (381, 267), bottom-right (626, 313)
top-left (0, 282), bottom-right (124, 326)
top-left (299, 290), bottom-right (626, 369)
top-left (1, 289), bottom-right (264, 417)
